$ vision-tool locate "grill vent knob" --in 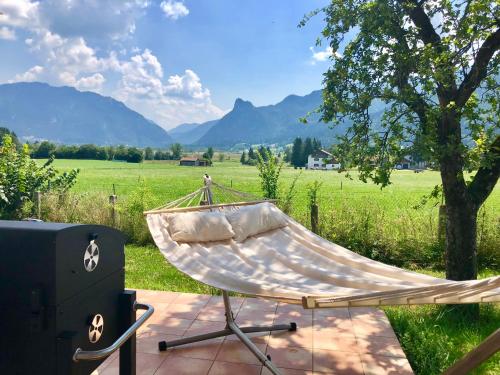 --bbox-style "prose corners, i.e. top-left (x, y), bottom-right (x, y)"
top-left (84, 240), bottom-right (99, 272)
top-left (88, 313), bottom-right (104, 343)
